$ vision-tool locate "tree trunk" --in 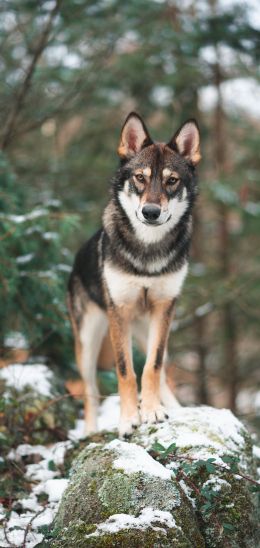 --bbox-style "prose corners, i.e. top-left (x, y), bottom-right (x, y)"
top-left (213, 52), bottom-right (237, 413)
